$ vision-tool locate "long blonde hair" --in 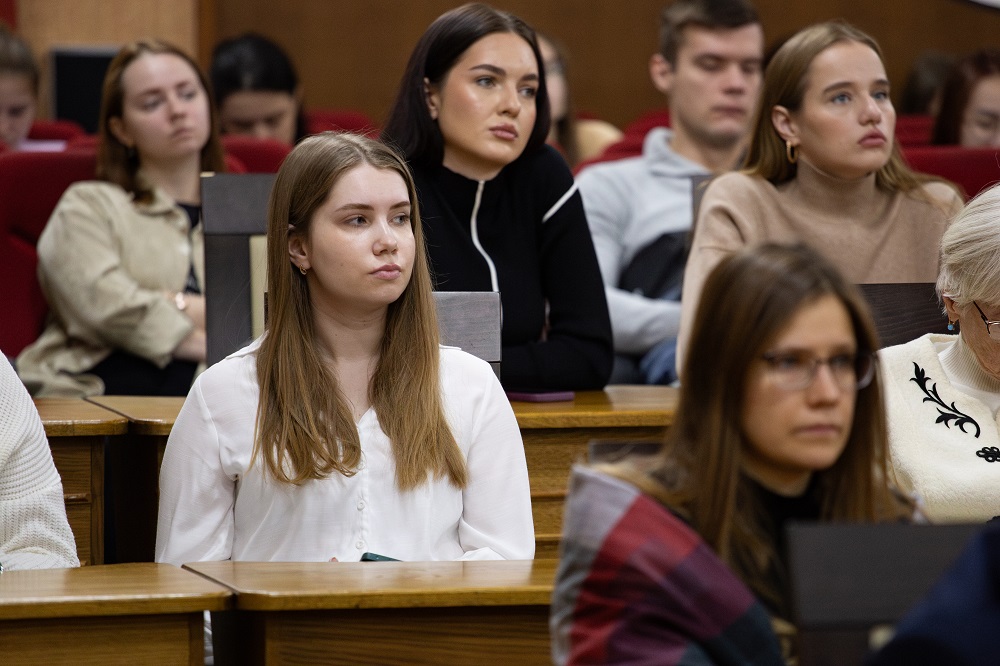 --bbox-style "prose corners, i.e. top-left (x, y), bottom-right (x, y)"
top-left (743, 21), bottom-right (929, 194)
top-left (254, 132), bottom-right (467, 490)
